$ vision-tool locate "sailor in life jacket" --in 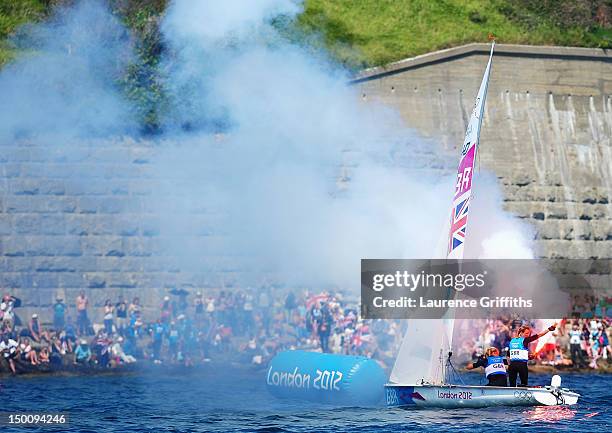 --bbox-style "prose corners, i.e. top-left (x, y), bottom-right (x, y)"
top-left (508, 322), bottom-right (557, 387)
top-left (466, 346), bottom-right (508, 386)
